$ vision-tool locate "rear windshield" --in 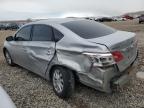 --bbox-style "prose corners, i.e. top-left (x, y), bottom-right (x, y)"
top-left (62, 20), bottom-right (116, 39)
